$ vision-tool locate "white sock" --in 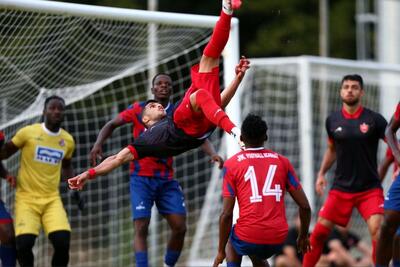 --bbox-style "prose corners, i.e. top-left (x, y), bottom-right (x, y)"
top-left (222, 0), bottom-right (233, 15)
